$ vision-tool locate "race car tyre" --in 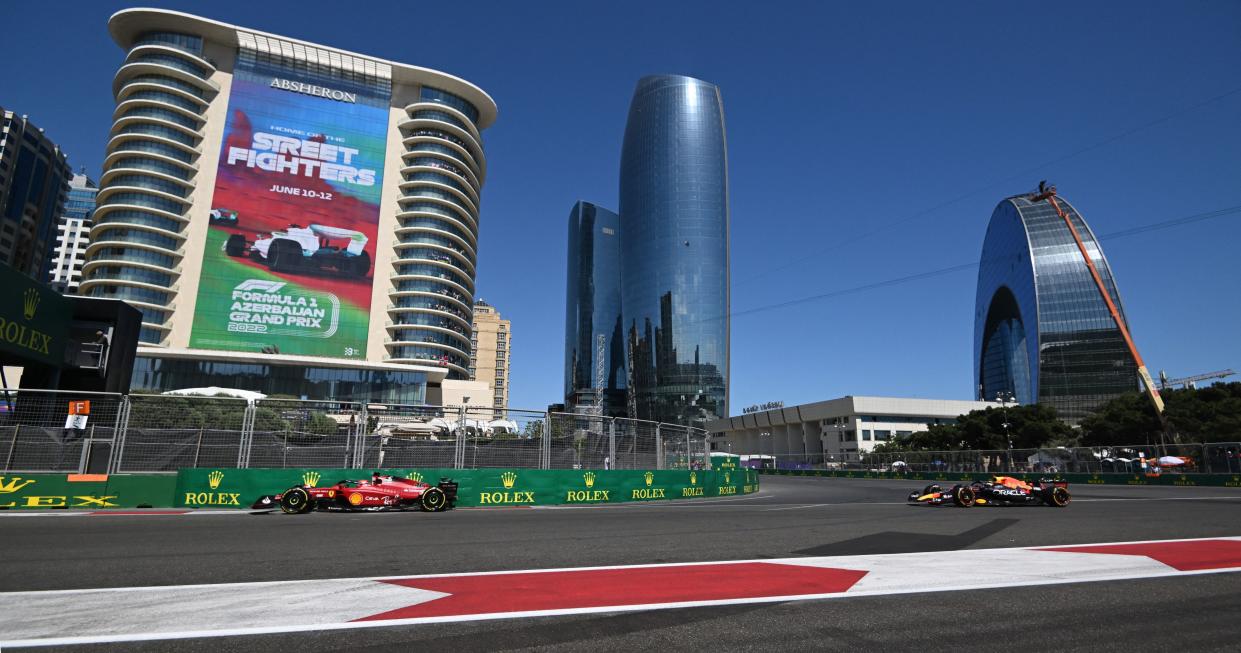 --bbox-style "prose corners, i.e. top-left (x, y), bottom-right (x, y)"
top-left (279, 487), bottom-right (313, 514)
top-left (1045, 486), bottom-right (1071, 507)
top-left (348, 251), bottom-right (371, 278)
top-left (225, 234), bottom-right (246, 257)
top-left (953, 485), bottom-right (976, 507)
top-left (420, 486), bottom-right (447, 512)
top-left (268, 241), bottom-right (295, 272)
